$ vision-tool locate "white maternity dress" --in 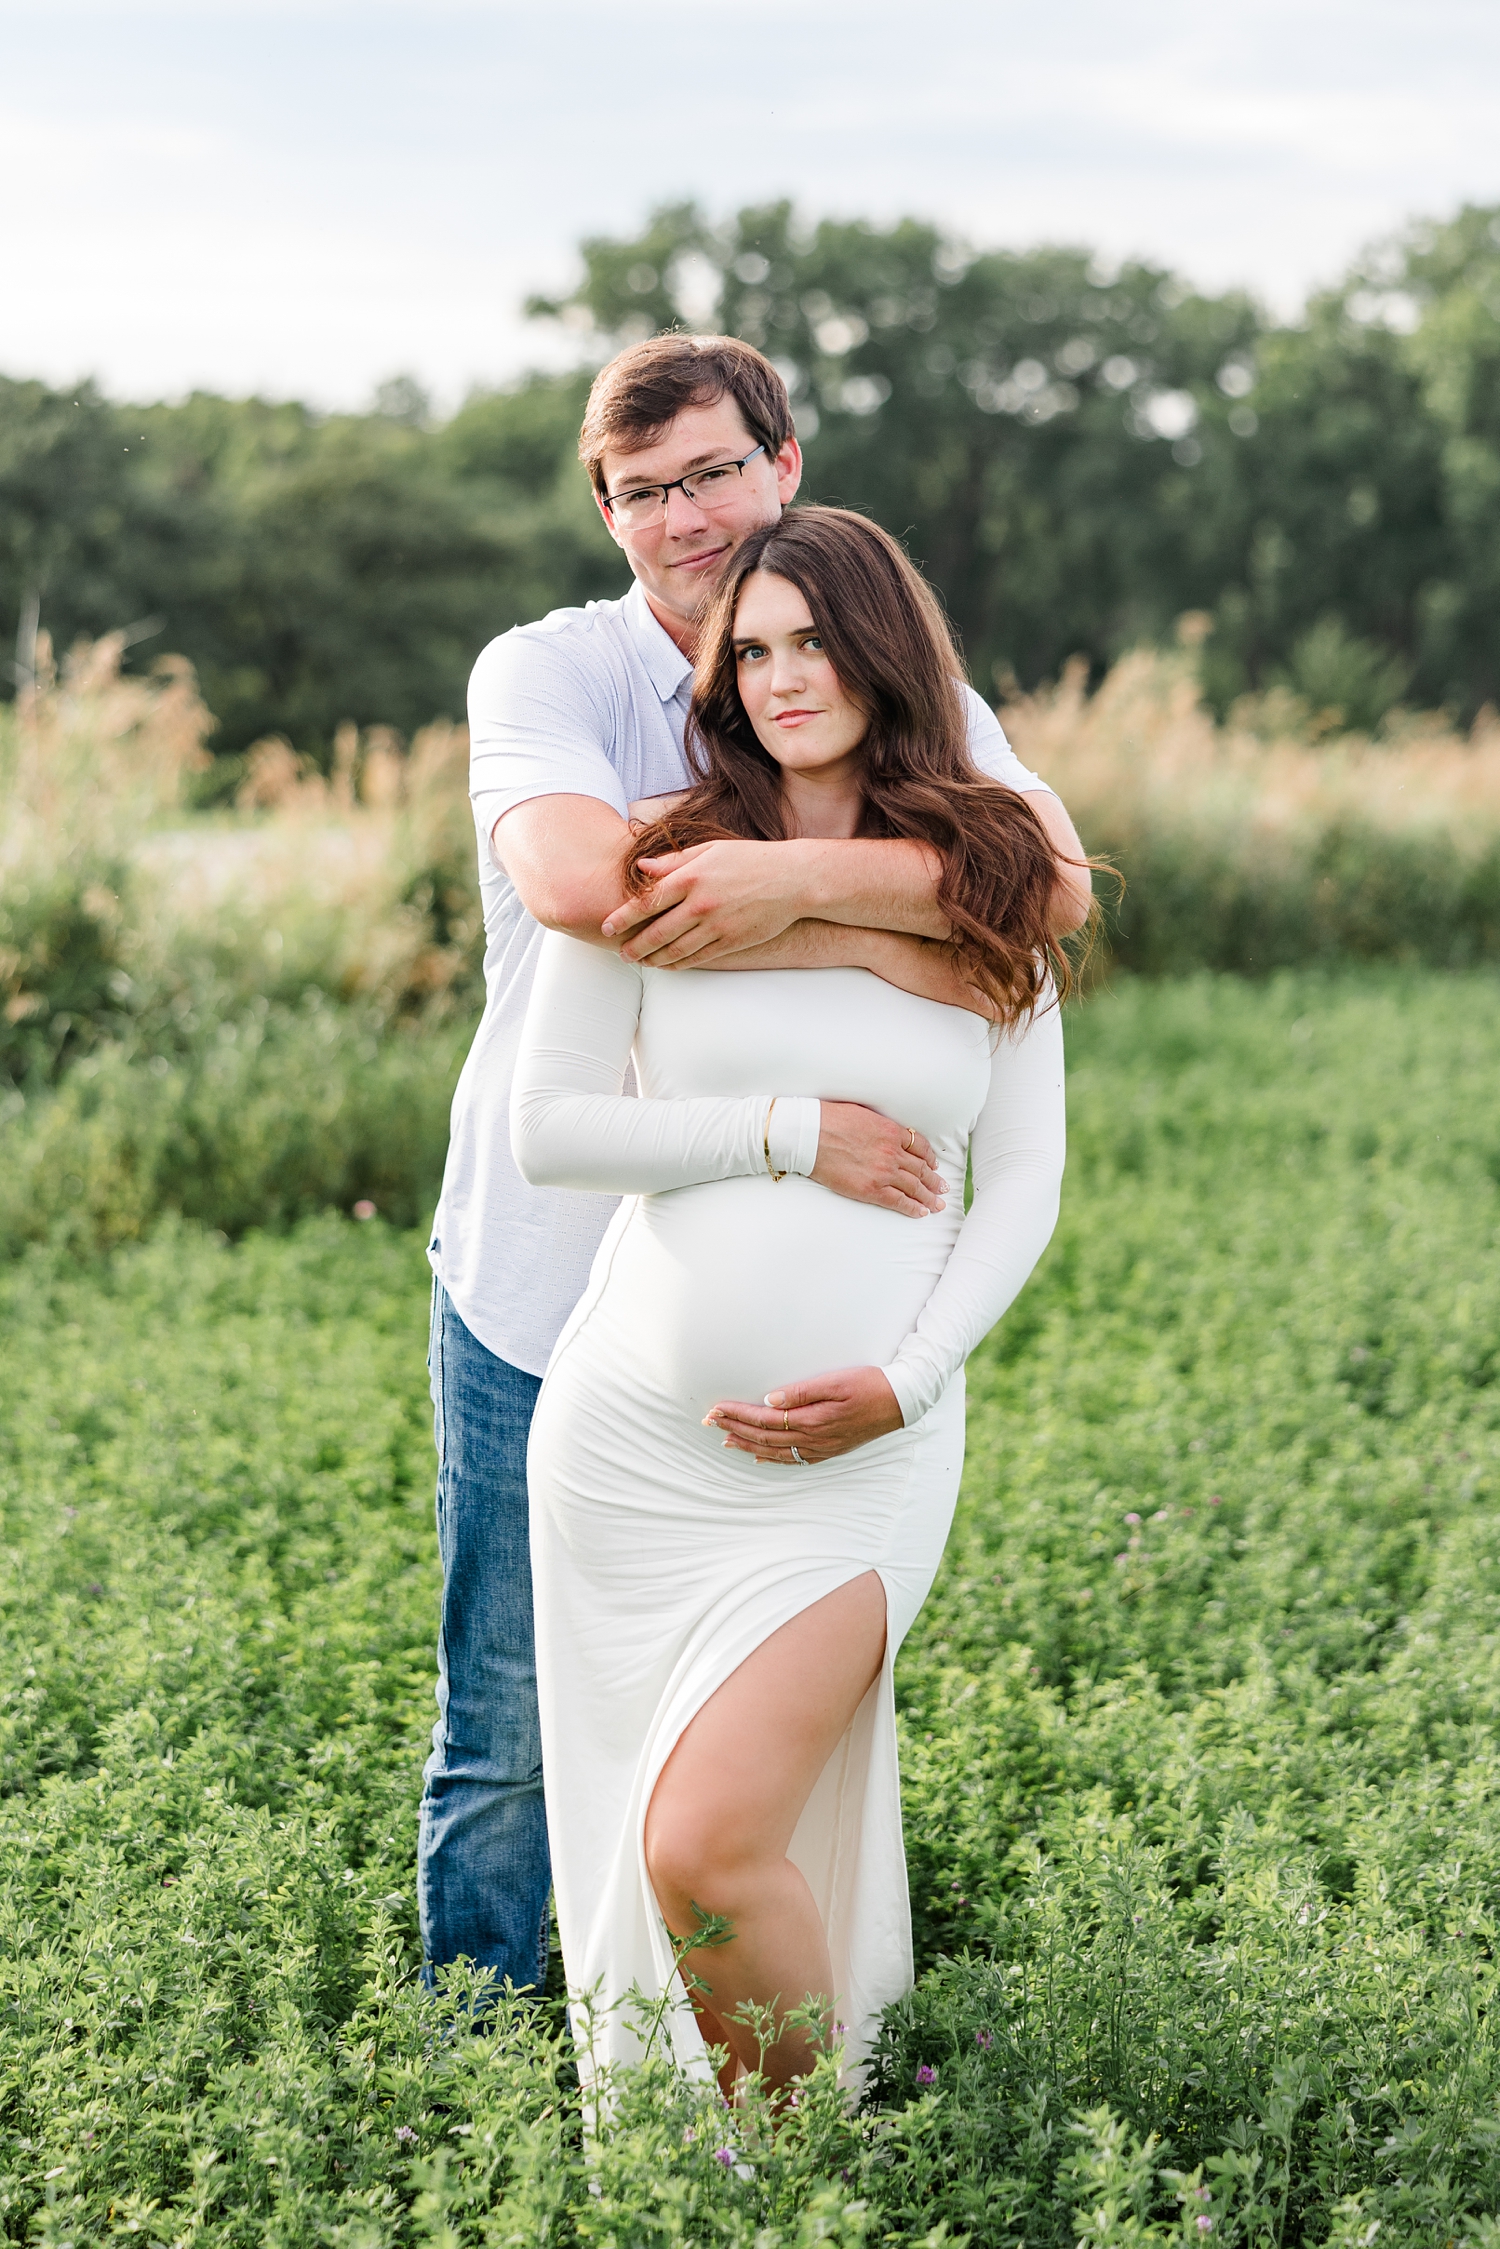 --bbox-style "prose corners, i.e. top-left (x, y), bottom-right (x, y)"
top-left (511, 939), bottom-right (1066, 2085)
